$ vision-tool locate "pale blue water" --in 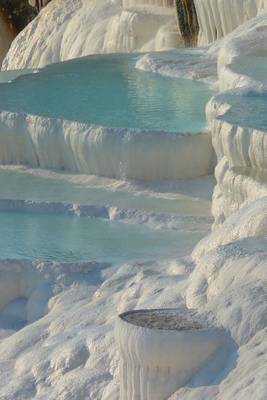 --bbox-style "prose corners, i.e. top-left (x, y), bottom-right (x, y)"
top-left (225, 56), bottom-right (267, 130)
top-left (0, 168), bottom-right (211, 216)
top-left (217, 92), bottom-right (267, 131)
top-left (0, 69), bottom-right (33, 83)
top-left (0, 53), bottom-right (213, 133)
top-left (232, 56), bottom-right (267, 83)
top-left (0, 210), bottom-right (202, 262)
top-left (0, 52), bottom-right (213, 263)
